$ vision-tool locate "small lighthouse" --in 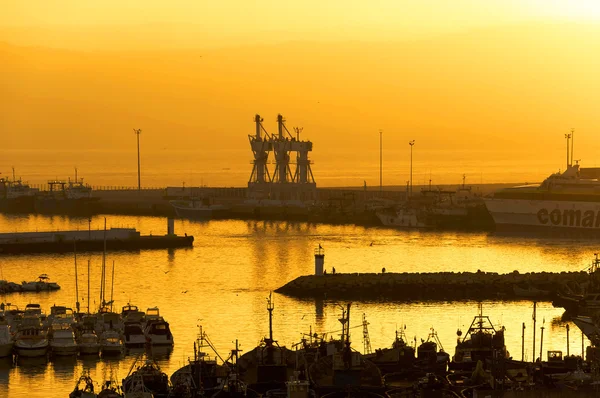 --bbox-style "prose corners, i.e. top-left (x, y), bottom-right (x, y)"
top-left (314, 244), bottom-right (325, 275)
